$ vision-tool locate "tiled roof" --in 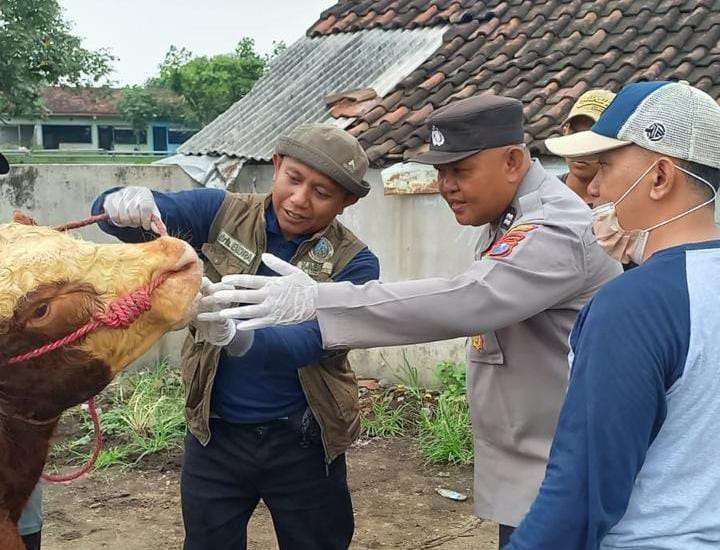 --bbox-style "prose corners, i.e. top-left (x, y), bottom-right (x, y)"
top-left (42, 87), bottom-right (123, 117)
top-left (310, 0), bottom-right (720, 164)
top-left (179, 28), bottom-right (446, 159)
